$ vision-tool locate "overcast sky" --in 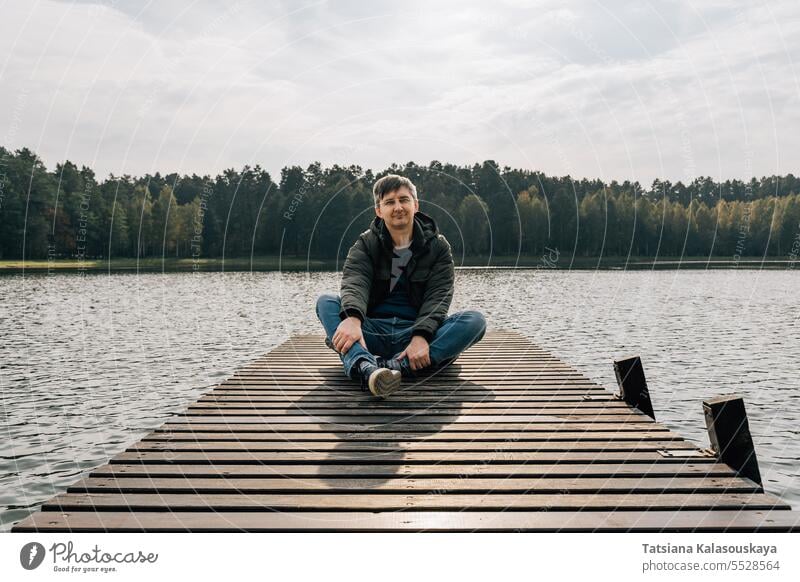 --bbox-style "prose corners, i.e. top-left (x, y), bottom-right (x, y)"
top-left (1, 0), bottom-right (798, 184)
